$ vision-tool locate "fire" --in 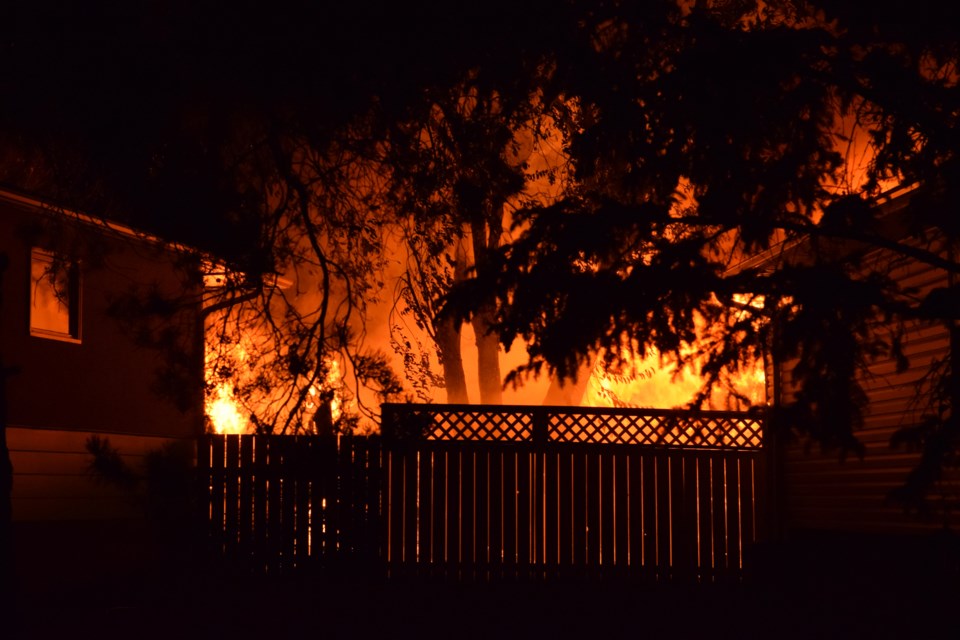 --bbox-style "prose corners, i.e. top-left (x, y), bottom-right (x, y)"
top-left (206, 383), bottom-right (246, 435)
top-left (583, 346), bottom-right (765, 411)
top-left (304, 360), bottom-right (344, 422)
top-left (203, 258), bottom-right (356, 434)
top-left (204, 329), bottom-right (349, 435)
top-left (584, 300), bottom-right (767, 412)
top-left (204, 362), bottom-right (349, 435)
